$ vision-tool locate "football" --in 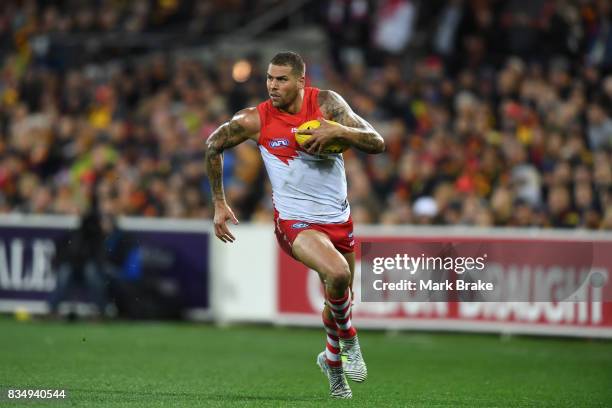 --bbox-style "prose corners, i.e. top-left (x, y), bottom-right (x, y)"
top-left (295, 119), bottom-right (349, 154)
